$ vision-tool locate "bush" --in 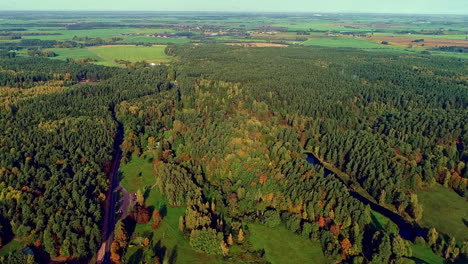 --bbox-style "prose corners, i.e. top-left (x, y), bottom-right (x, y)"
top-left (189, 228), bottom-right (224, 255)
